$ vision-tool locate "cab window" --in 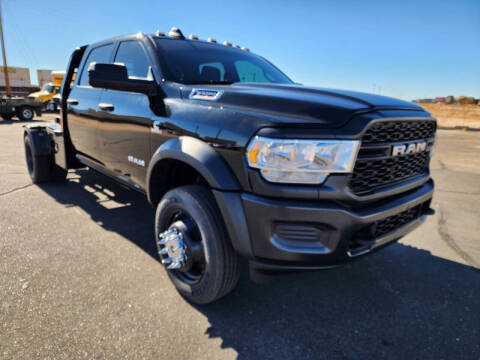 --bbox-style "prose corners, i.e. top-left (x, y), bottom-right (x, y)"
top-left (79, 44), bottom-right (114, 86)
top-left (42, 84), bottom-right (54, 93)
top-left (114, 41), bottom-right (151, 78)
